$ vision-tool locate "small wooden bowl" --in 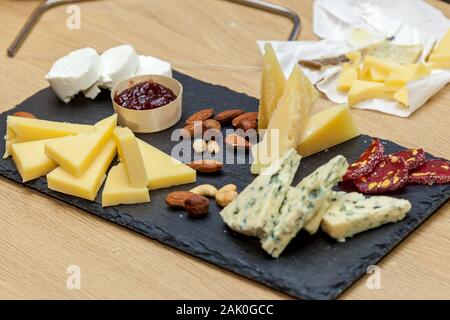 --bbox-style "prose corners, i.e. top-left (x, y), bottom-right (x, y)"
top-left (111, 75), bottom-right (183, 133)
